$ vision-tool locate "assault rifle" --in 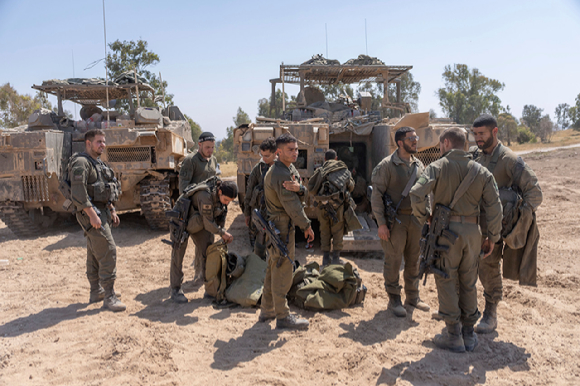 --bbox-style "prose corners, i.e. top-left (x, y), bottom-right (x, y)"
top-left (383, 193), bottom-right (402, 230)
top-left (314, 200), bottom-right (339, 224)
top-left (418, 204), bottom-right (457, 285)
top-left (162, 194), bottom-right (191, 255)
top-left (251, 209), bottom-right (293, 268)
